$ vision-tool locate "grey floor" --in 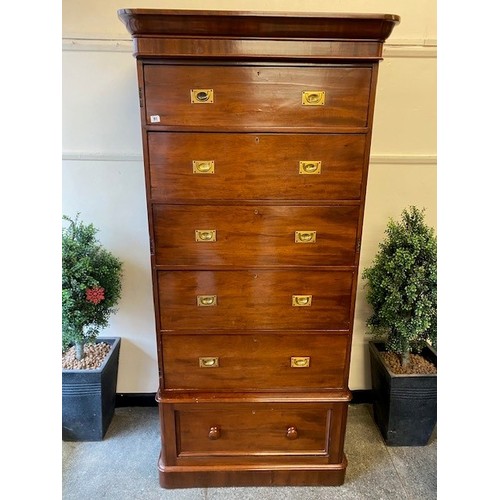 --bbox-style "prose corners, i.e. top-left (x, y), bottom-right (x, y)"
top-left (62, 404), bottom-right (436, 499)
